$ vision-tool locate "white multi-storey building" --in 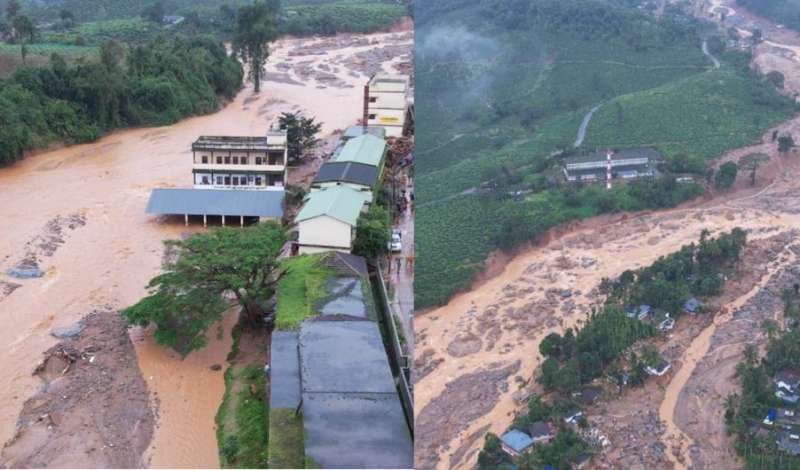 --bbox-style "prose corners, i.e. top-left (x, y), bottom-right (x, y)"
top-left (366, 74), bottom-right (410, 138)
top-left (191, 130), bottom-right (287, 190)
